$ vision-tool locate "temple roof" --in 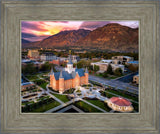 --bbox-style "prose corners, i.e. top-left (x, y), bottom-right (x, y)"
top-left (53, 68), bottom-right (85, 80)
